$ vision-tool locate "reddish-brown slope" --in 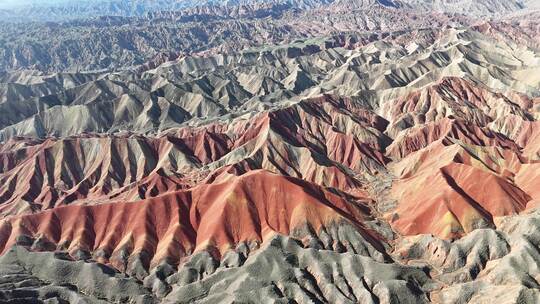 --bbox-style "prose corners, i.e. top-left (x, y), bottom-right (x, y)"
top-left (386, 118), bottom-right (519, 159)
top-left (381, 77), bottom-right (531, 137)
top-left (173, 94), bottom-right (389, 191)
top-left (0, 85), bottom-right (536, 256)
top-left (390, 142), bottom-right (531, 239)
top-left (268, 95), bottom-right (390, 171)
top-left (0, 170), bottom-right (380, 273)
top-left (515, 163), bottom-right (540, 209)
top-left (207, 95), bottom-right (389, 193)
top-left (0, 94), bottom-right (390, 218)
top-left (391, 140), bottom-right (526, 179)
top-left (0, 133), bottom-right (213, 216)
top-left (382, 76), bottom-right (540, 239)
top-left (474, 17), bottom-right (540, 51)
